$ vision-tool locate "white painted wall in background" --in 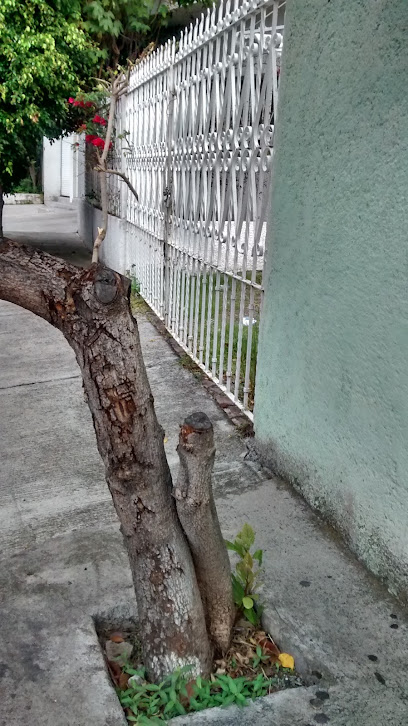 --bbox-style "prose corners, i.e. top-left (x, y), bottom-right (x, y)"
top-left (43, 134), bottom-right (79, 203)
